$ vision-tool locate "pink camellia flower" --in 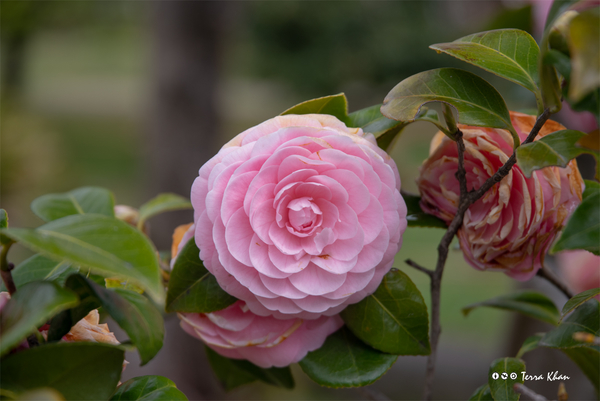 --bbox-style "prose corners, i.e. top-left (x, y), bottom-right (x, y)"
top-left (556, 250), bottom-right (600, 299)
top-left (191, 114), bottom-right (407, 319)
top-left (170, 224), bottom-right (343, 368)
top-left (179, 301), bottom-right (343, 368)
top-left (418, 112), bottom-right (584, 280)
